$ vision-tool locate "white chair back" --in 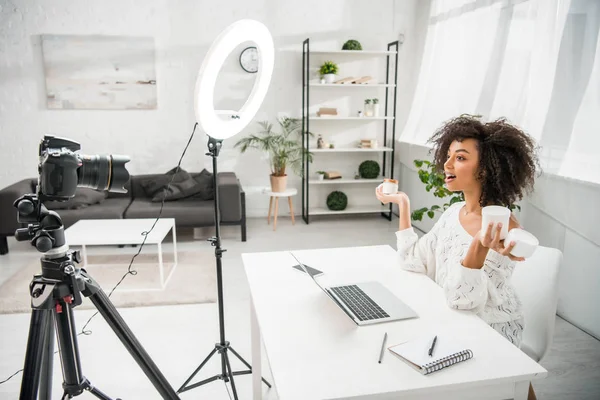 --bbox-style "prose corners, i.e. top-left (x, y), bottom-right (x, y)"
top-left (511, 245), bottom-right (562, 362)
